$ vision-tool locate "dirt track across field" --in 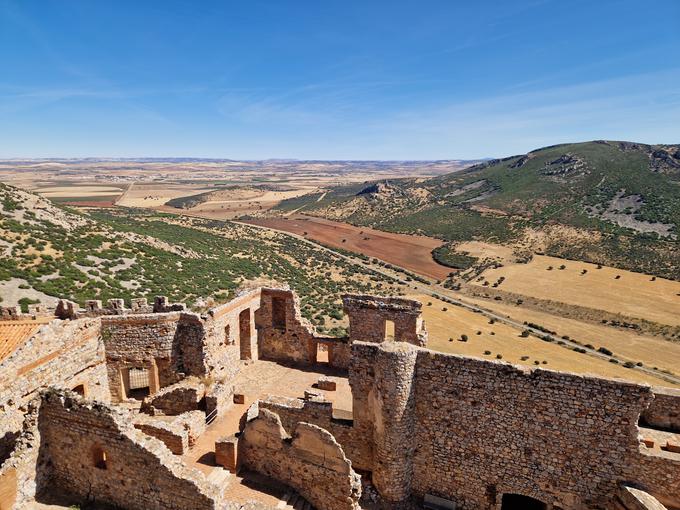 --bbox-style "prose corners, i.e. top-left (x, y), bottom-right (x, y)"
top-left (244, 215), bottom-right (452, 280)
